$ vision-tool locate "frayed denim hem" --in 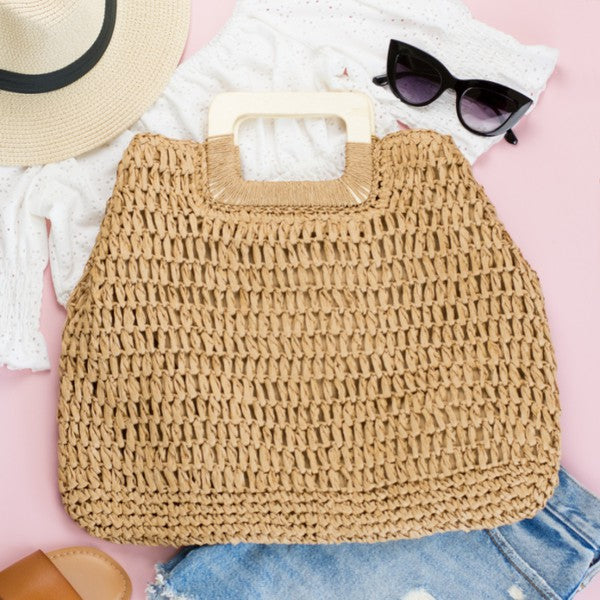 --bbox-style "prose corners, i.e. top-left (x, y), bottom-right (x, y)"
top-left (146, 566), bottom-right (195, 600)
